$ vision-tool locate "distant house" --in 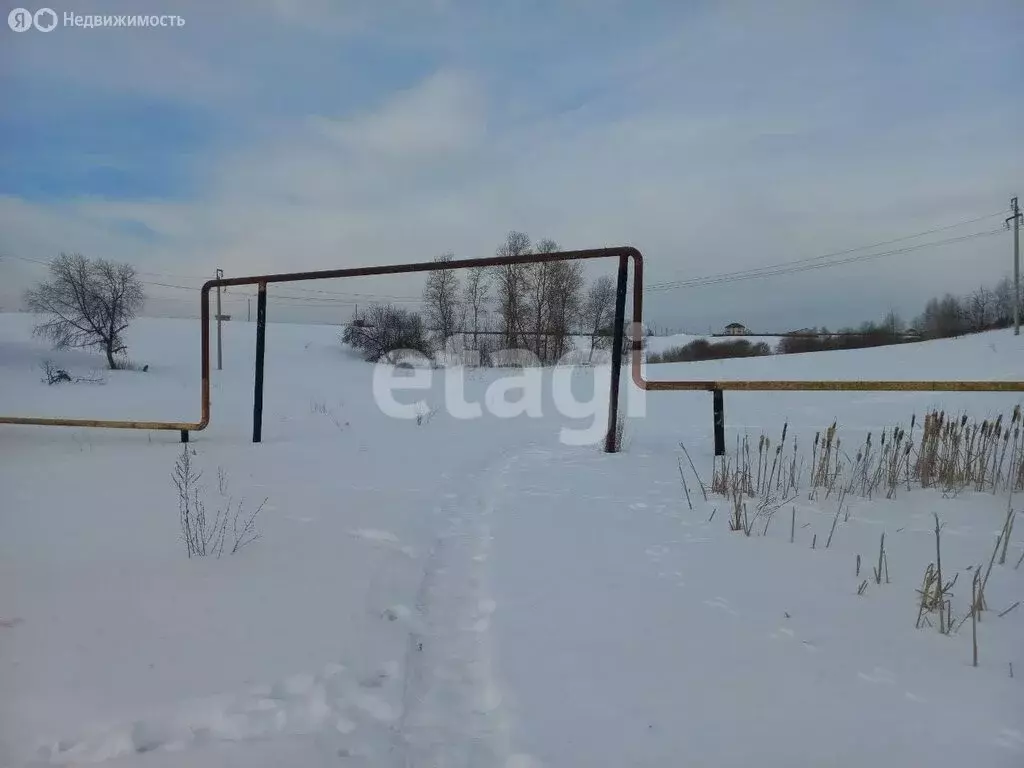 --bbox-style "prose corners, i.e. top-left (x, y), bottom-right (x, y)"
top-left (723, 322), bottom-right (749, 336)
top-left (901, 328), bottom-right (922, 341)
